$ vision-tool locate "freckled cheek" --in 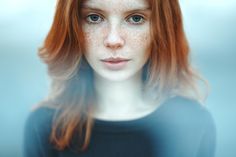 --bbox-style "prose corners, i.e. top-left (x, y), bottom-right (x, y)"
top-left (126, 30), bottom-right (151, 55)
top-left (83, 26), bottom-right (105, 51)
top-left (84, 32), bottom-right (98, 50)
